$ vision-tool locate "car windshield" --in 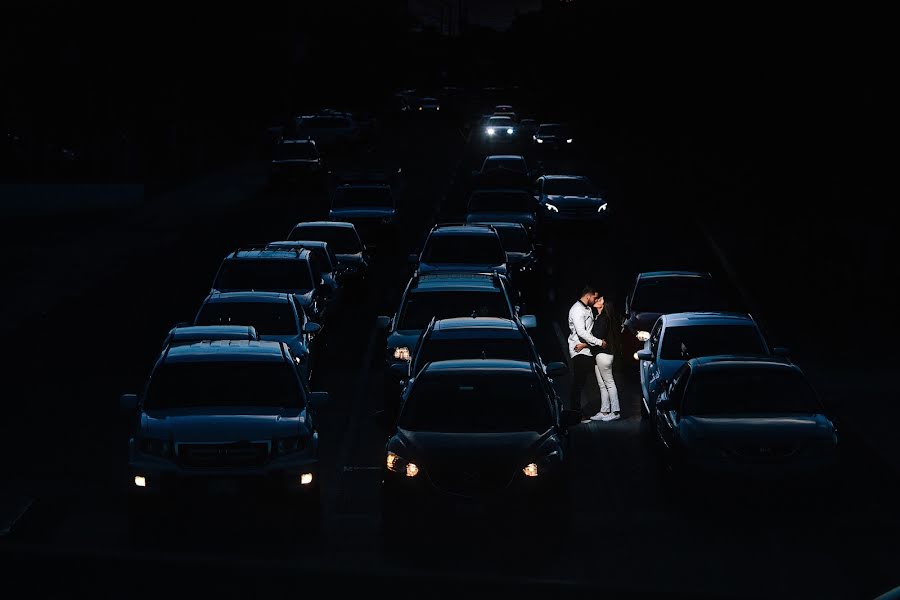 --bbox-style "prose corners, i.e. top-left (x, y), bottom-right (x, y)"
top-left (468, 191), bottom-right (532, 213)
top-left (144, 362), bottom-right (303, 410)
top-left (332, 187), bottom-right (393, 209)
top-left (683, 368), bottom-right (821, 416)
top-left (289, 226), bottom-right (361, 254)
top-left (487, 118), bottom-right (512, 127)
top-left (538, 125), bottom-right (564, 136)
top-left (399, 291), bottom-right (510, 330)
top-left (422, 234), bottom-right (506, 264)
top-left (195, 302), bottom-right (298, 336)
top-left (494, 226), bottom-right (531, 253)
top-left (631, 278), bottom-right (727, 314)
top-left (543, 179), bottom-right (596, 196)
top-left (275, 143), bottom-right (317, 160)
top-left (416, 338), bottom-right (532, 370)
top-left (660, 325), bottom-right (767, 360)
top-left (483, 158), bottom-right (526, 173)
top-left (399, 371), bottom-right (552, 433)
top-left (214, 259), bottom-right (313, 293)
